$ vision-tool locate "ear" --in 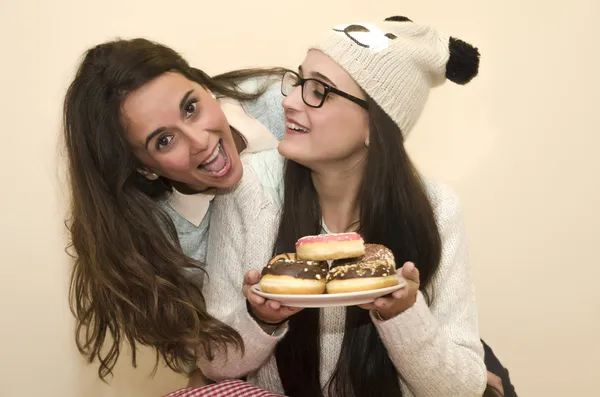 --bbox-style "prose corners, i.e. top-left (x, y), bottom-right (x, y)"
top-left (384, 16), bottom-right (413, 23)
top-left (445, 37), bottom-right (480, 85)
top-left (137, 168), bottom-right (159, 180)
